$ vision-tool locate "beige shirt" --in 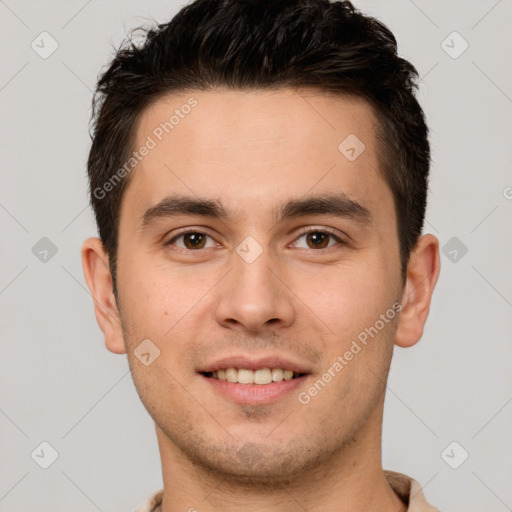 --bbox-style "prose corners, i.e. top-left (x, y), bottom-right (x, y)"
top-left (133, 470), bottom-right (441, 511)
